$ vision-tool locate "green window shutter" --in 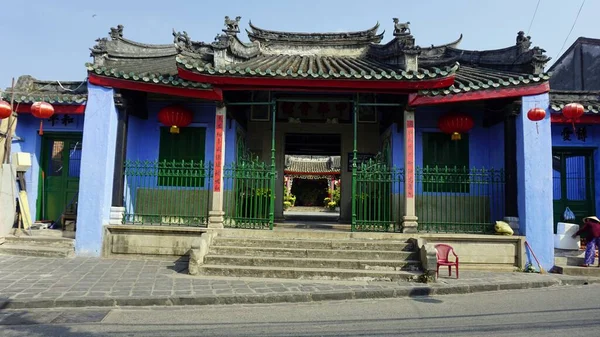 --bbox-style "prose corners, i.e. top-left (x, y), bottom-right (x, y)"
top-left (158, 127), bottom-right (207, 187)
top-left (422, 132), bottom-right (470, 193)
